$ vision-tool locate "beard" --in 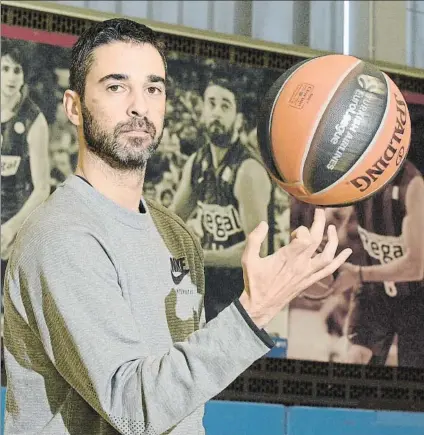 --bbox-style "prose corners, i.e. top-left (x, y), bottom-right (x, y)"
top-left (81, 102), bottom-right (163, 172)
top-left (205, 120), bottom-right (234, 148)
